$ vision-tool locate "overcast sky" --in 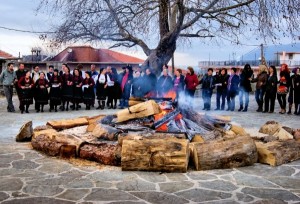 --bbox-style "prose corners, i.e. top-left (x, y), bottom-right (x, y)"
top-left (0, 0), bottom-right (294, 68)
